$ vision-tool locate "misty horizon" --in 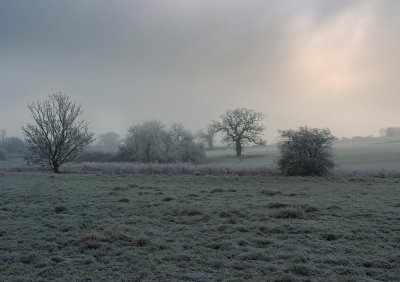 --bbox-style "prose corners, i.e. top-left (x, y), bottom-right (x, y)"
top-left (1, 1), bottom-right (400, 140)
